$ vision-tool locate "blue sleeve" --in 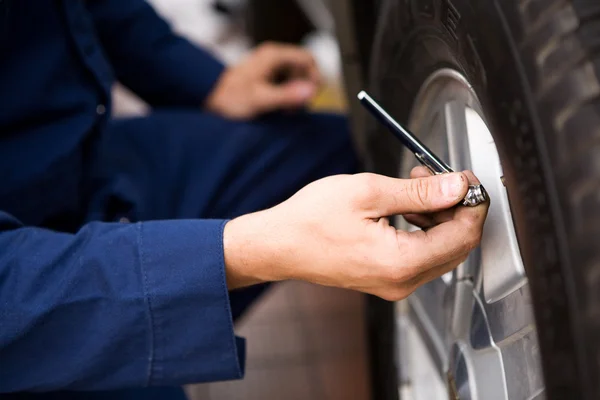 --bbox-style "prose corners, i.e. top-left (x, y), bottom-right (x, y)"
top-left (0, 212), bottom-right (245, 392)
top-left (85, 0), bottom-right (225, 108)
